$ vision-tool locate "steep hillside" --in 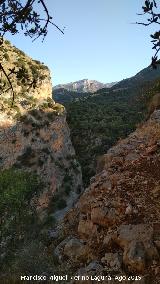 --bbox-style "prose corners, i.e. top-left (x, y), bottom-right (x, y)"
top-left (0, 40), bottom-right (83, 279)
top-left (54, 110), bottom-right (160, 284)
top-left (66, 83), bottom-right (151, 186)
top-left (112, 64), bottom-right (160, 91)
